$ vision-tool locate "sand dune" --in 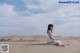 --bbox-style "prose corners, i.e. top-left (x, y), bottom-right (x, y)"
top-left (0, 35), bottom-right (80, 53)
